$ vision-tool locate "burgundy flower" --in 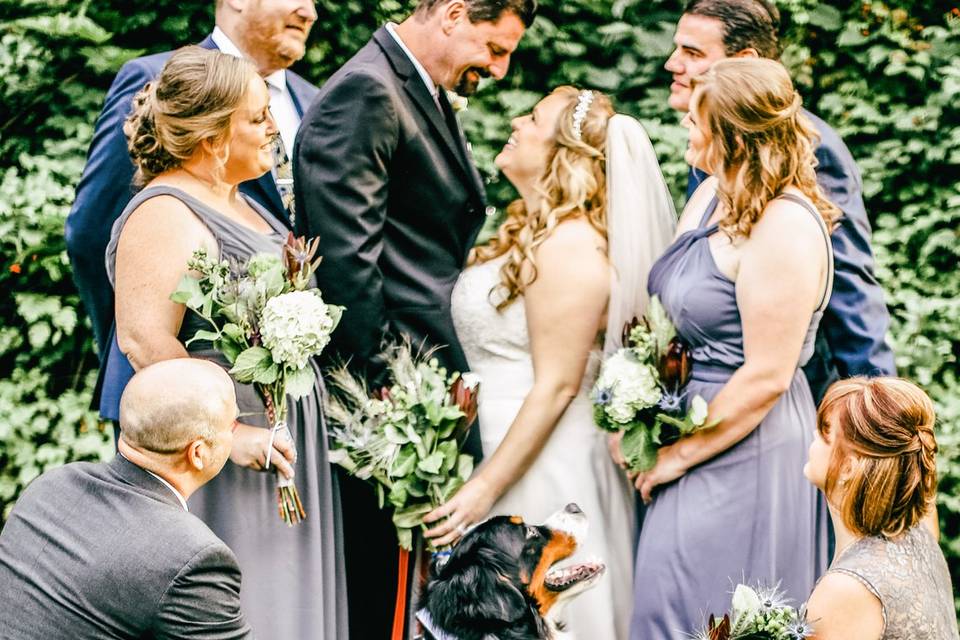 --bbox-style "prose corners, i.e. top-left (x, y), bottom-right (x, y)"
top-left (282, 232), bottom-right (322, 284)
top-left (449, 375), bottom-right (480, 445)
top-left (658, 338), bottom-right (692, 390)
top-left (708, 614), bottom-right (731, 640)
top-left (621, 317), bottom-right (643, 348)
